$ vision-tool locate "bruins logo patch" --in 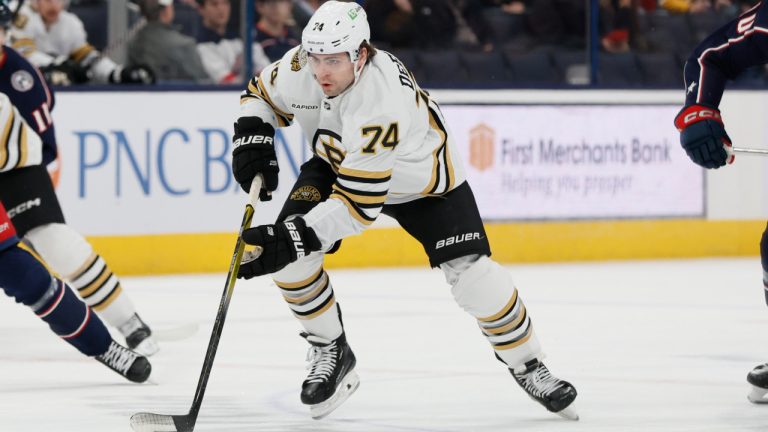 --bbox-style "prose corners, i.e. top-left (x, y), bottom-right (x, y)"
top-left (290, 49), bottom-right (308, 72)
top-left (290, 186), bottom-right (321, 202)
